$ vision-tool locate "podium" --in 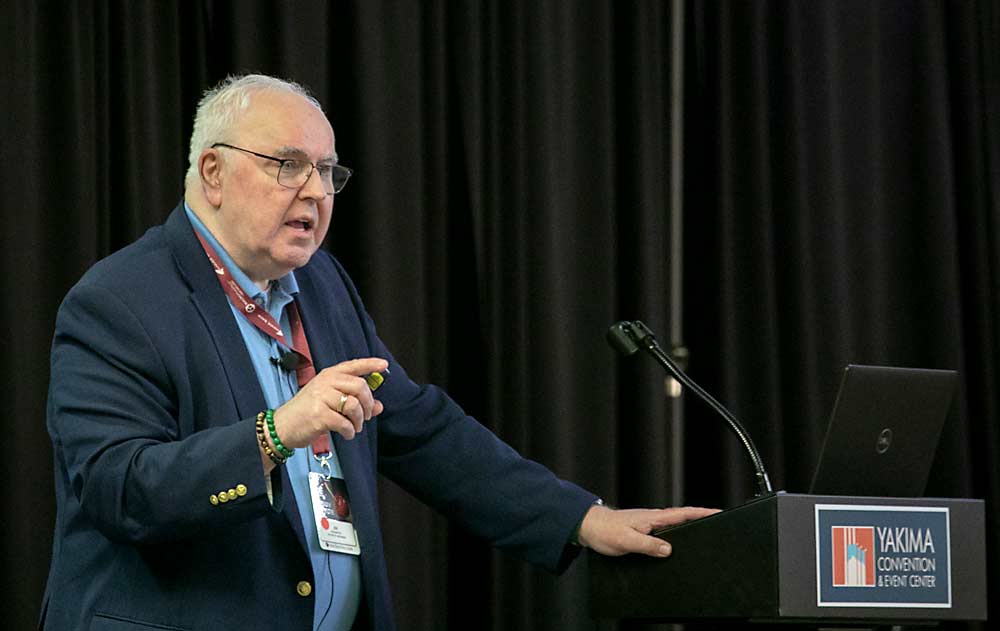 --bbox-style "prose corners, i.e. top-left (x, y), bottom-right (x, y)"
top-left (589, 492), bottom-right (987, 625)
